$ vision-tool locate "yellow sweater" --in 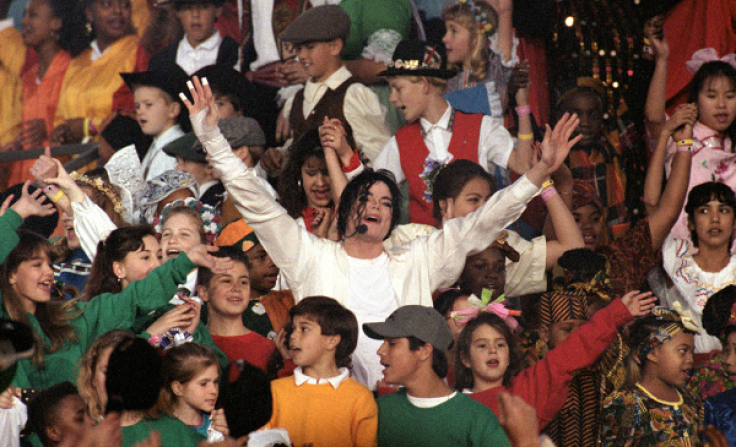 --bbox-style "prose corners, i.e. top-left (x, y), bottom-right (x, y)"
top-left (264, 376), bottom-right (378, 447)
